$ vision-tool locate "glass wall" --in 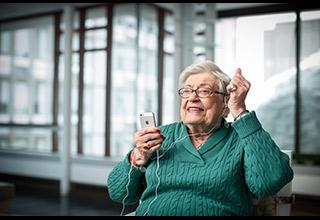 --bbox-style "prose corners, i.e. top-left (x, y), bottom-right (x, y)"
top-left (215, 13), bottom-right (296, 151)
